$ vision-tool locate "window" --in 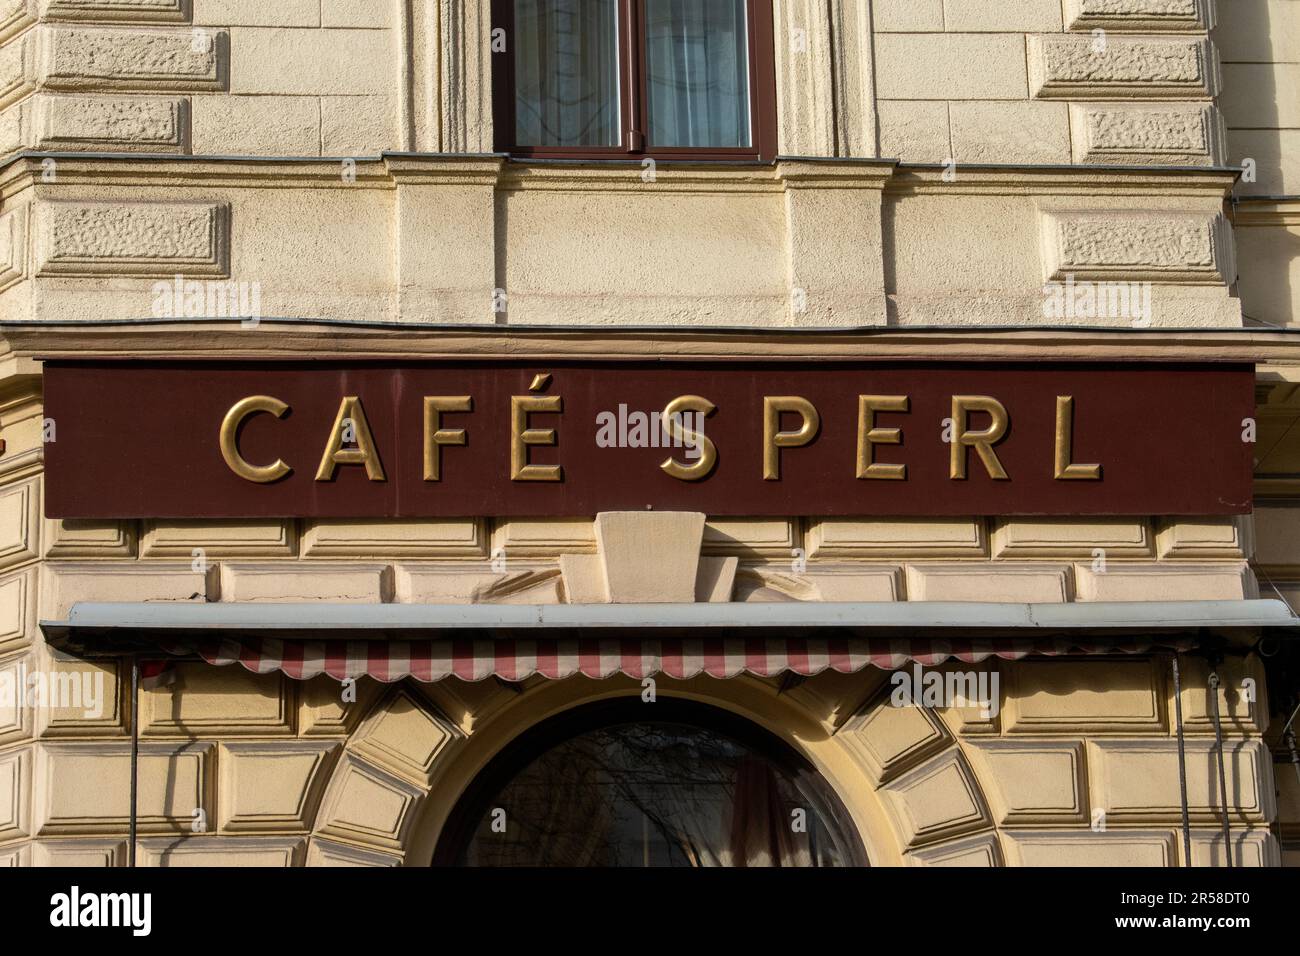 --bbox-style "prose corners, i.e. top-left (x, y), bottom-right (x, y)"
top-left (493, 0), bottom-right (778, 161)
top-left (435, 699), bottom-right (865, 867)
